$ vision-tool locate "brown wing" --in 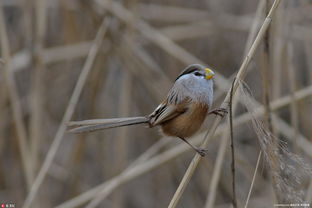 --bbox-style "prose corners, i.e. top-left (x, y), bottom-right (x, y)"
top-left (149, 98), bottom-right (190, 126)
top-left (149, 80), bottom-right (192, 126)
